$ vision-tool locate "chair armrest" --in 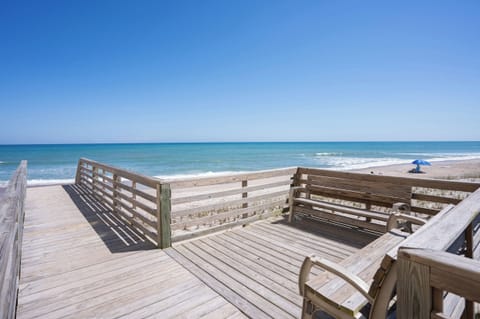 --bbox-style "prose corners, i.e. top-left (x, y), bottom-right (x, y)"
top-left (298, 254), bottom-right (373, 303)
top-left (387, 213), bottom-right (427, 231)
